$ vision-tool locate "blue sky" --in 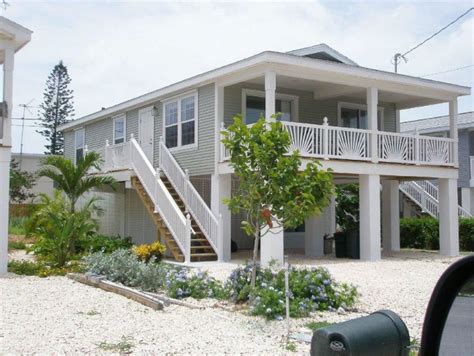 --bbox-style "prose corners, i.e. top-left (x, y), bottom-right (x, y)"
top-left (3, 0), bottom-right (473, 154)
